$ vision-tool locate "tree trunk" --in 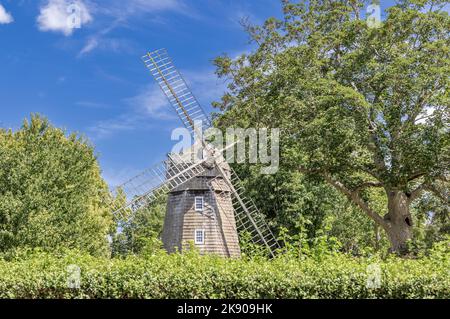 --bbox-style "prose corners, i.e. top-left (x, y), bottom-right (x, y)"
top-left (374, 224), bottom-right (380, 251)
top-left (383, 190), bottom-right (413, 254)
